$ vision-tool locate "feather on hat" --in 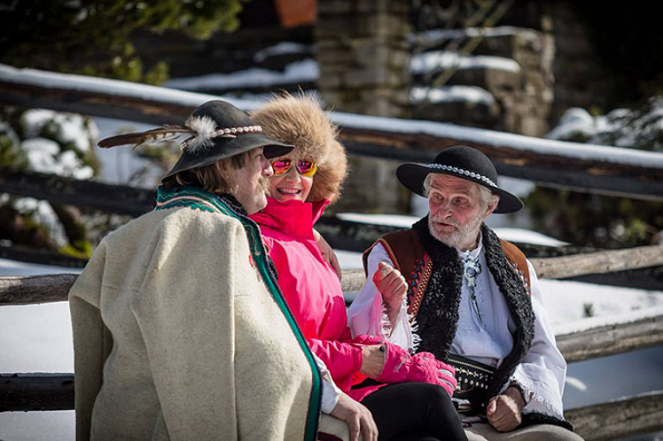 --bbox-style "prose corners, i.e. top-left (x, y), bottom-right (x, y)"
top-left (97, 100), bottom-right (293, 180)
